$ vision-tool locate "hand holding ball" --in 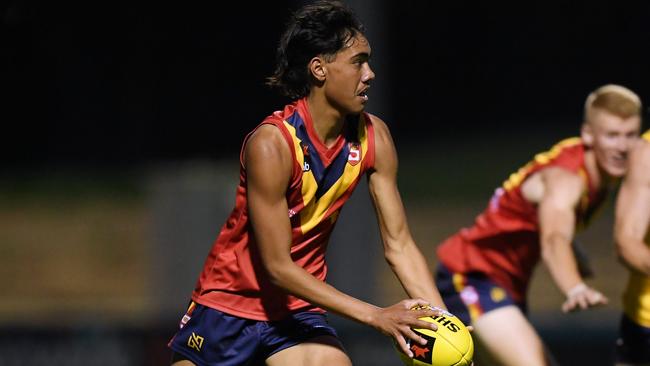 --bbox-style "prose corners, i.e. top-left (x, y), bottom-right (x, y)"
top-left (397, 307), bottom-right (473, 366)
